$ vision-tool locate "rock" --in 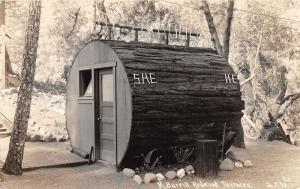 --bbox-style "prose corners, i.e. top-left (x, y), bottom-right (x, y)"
top-left (243, 160), bottom-right (253, 168)
top-left (219, 158), bottom-right (234, 171)
top-left (29, 120), bottom-right (37, 127)
top-left (227, 146), bottom-right (250, 162)
top-left (184, 165), bottom-right (195, 175)
top-left (31, 134), bottom-right (42, 142)
top-left (44, 133), bottom-right (56, 142)
top-left (176, 168), bottom-right (185, 178)
top-left (293, 139), bottom-right (300, 146)
top-left (226, 151), bottom-right (237, 160)
top-left (217, 171), bottom-right (228, 177)
top-left (156, 173), bottom-right (165, 181)
top-left (122, 168), bottom-right (135, 178)
top-left (234, 161), bottom-right (243, 168)
top-left (58, 135), bottom-right (67, 142)
top-left (165, 171), bottom-right (177, 180)
top-left (132, 175), bottom-right (143, 185)
top-left (9, 88), bottom-right (18, 94)
top-left (1, 89), bottom-right (9, 95)
top-left (144, 173), bottom-right (157, 184)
